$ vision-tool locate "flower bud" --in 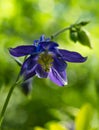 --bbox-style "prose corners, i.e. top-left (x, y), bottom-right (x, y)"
top-left (21, 78), bottom-right (32, 95)
top-left (69, 29), bottom-right (78, 43)
top-left (77, 29), bottom-right (92, 48)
